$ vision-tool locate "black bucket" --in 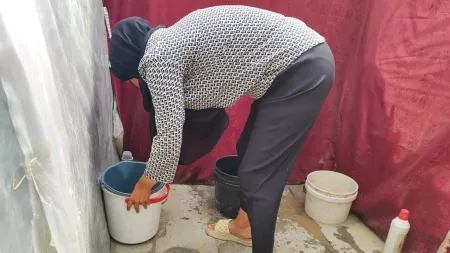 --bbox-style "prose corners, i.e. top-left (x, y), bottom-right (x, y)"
top-left (214, 156), bottom-right (241, 218)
